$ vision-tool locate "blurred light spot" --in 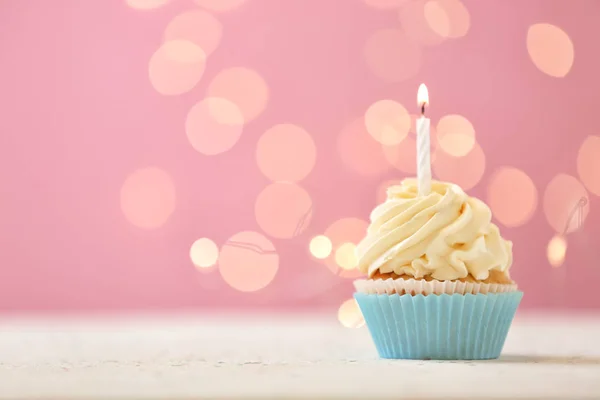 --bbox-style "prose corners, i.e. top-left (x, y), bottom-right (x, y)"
top-left (442, 0), bottom-right (470, 37)
top-left (207, 67), bottom-right (269, 122)
top-left (324, 218), bottom-right (369, 278)
top-left (433, 141), bottom-right (485, 190)
top-left (126, 0), bottom-right (170, 10)
top-left (487, 167), bottom-right (538, 227)
top-left (543, 174), bottom-right (589, 234)
top-left (364, 28), bottom-right (421, 82)
top-left (149, 40), bottom-right (206, 96)
top-left (309, 235), bottom-right (332, 259)
top-left (121, 167), bottom-right (176, 229)
top-left (383, 114), bottom-right (439, 174)
top-left (335, 242), bottom-right (358, 270)
top-left (219, 231), bottom-right (279, 292)
top-left (577, 135), bottom-right (600, 196)
top-left (338, 299), bottom-right (365, 328)
top-left (436, 114), bottom-right (475, 157)
top-left (338, 118), bottom-right (391, 176)
top-left (547, 234), bottom-right (567, 268)
top-left (424, 0), bottom-right (470, 38)
top-left (365, 100), bottom-right (411, 146)
top-left (190, 238), bottom-right (219, 269)
top-left (164, 10), bottom-right (222, 56)
top-left (185, 97), bottom-right (244, 155)
top-left (376, 179), bottom-right (403, 204)
top-left (399, 0), bottom-right (445, 46)
top-left (424, 0), bottom-right (450, 37)
top-left (364, 0), bottom-right (407, 9)
top-left (193, 0), bottom-right (247, 12)
top-left (527, 23), bottom-right (574, 77)
top-left (255, 182), bottom-right (312, 239)
top-left (256, 124), bottom-right (316, 182)
top-left (383, 136), bottom-right (418, 174)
